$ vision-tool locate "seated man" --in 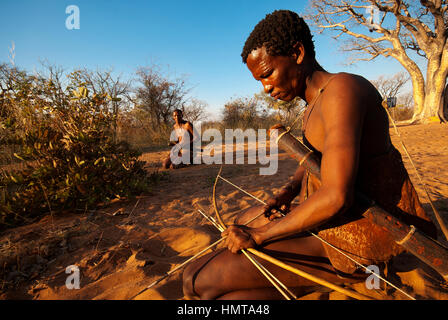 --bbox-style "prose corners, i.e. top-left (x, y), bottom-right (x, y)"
top-left (162, 109), bottom-right (197, 169)
top-left (182, 10), bottom-right (436, 300)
